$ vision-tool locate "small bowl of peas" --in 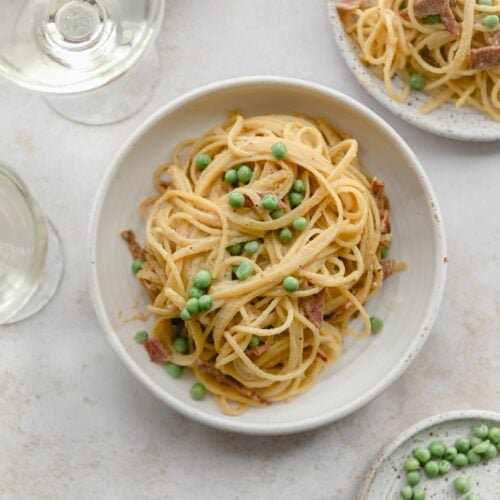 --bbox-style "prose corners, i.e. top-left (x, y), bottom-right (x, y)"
top-left (359, 410), bottom-right (500, 499)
